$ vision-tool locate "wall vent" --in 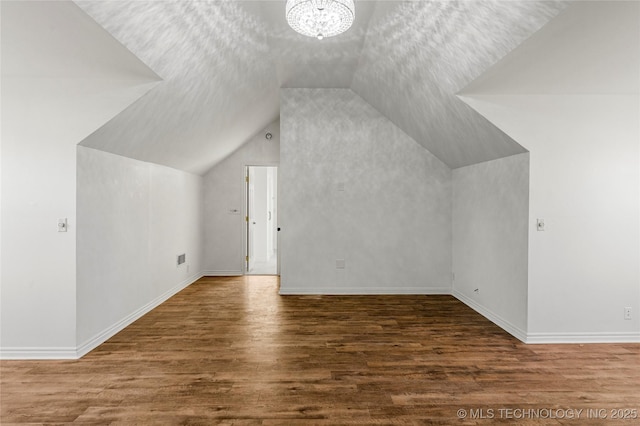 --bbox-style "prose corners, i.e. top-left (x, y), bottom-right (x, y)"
top-left (177, 253), bottom-right (186, 266)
